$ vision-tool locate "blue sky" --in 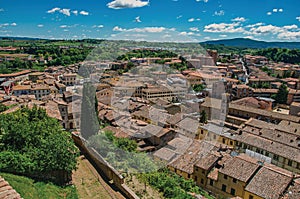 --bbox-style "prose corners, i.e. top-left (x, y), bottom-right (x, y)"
top-left (1, 0), bottom-right (300, 42)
